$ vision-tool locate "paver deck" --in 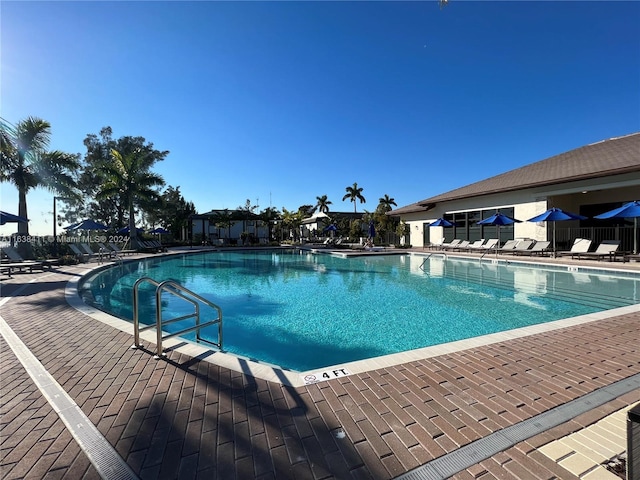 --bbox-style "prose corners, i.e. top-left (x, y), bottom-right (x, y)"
top-left (1, 248), bottom-right (639, 479)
